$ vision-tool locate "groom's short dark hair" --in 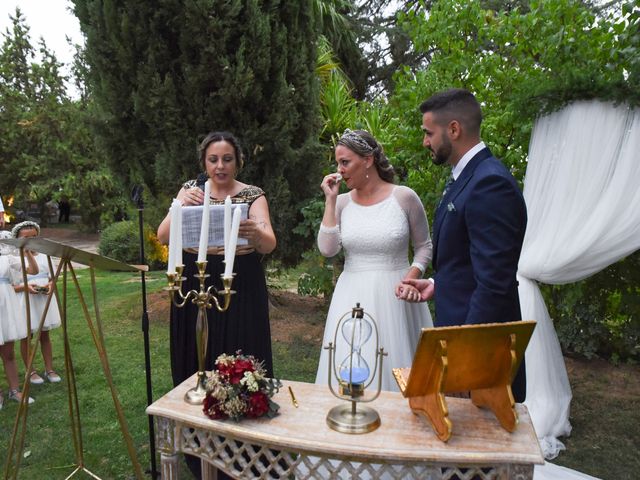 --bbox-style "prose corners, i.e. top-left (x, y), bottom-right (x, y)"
top-left (420, 88), bottom-right (482, 135)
